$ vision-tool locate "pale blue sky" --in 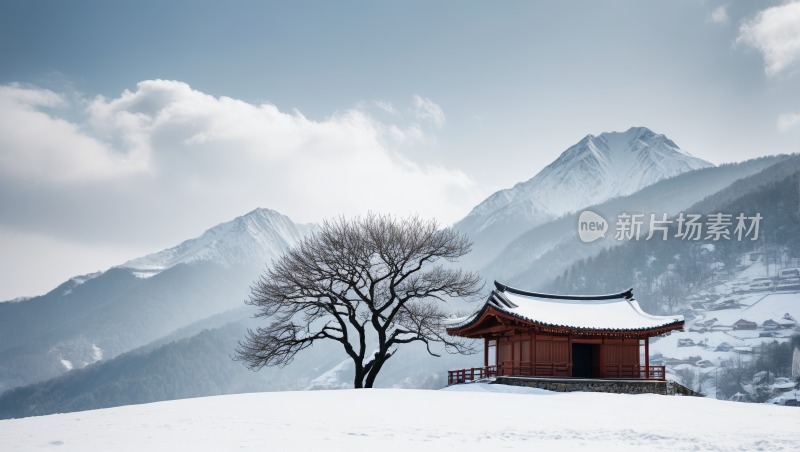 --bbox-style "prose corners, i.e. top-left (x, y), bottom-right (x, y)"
top-left (1, 0), bottom-right (798, 299)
